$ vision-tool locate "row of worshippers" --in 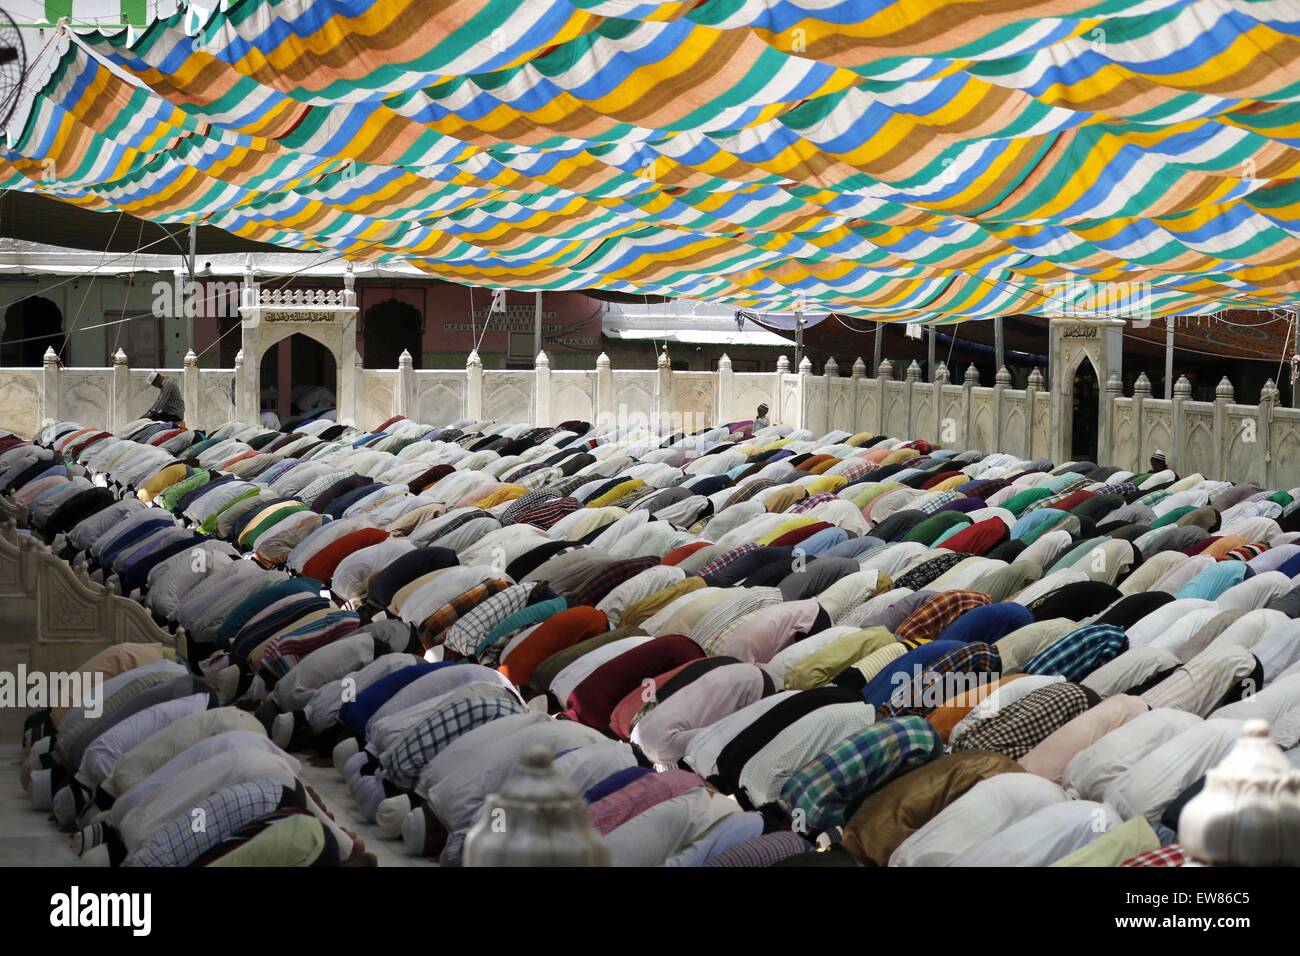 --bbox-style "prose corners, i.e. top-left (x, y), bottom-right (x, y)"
top-left (7, 407), bottom-right (1300, 866)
